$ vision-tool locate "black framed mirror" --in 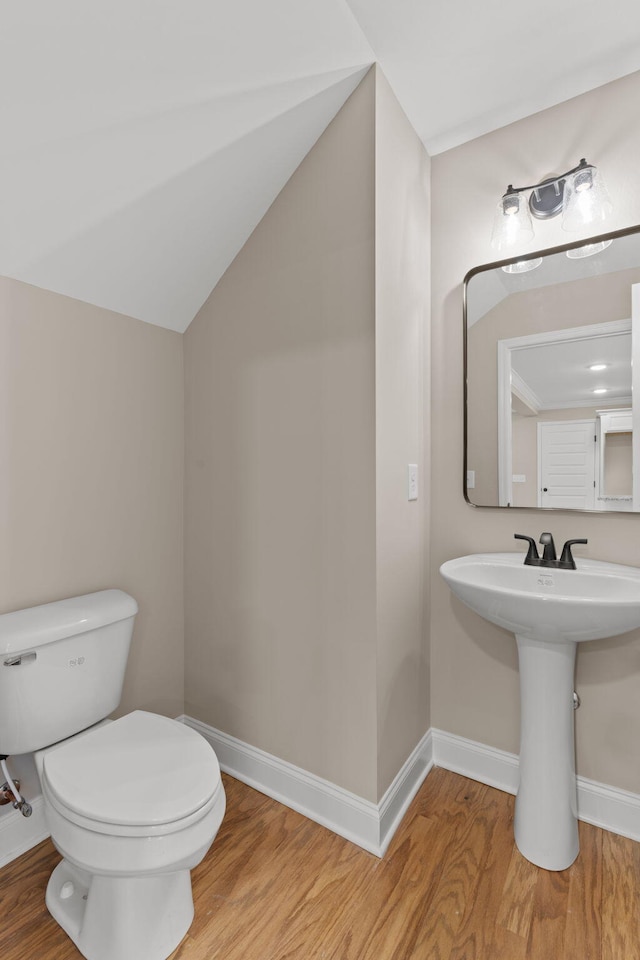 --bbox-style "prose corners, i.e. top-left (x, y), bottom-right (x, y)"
top-left (464, 224), bottom-right (640, 512)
